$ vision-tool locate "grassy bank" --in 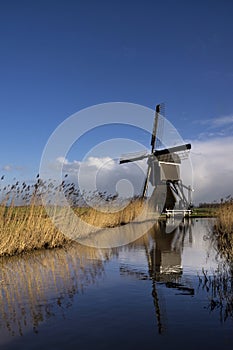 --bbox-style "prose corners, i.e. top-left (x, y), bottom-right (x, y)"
top-left (190, 207), bottom-right (218, 218)
top-left (0, 176), bottom-right (230, 257)
top-left (0, 177), bottom-right (146, 256)
top-left (1, 201), bottom-right (216, 257)
top-left (0, 198), bottom-right (144, 257)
